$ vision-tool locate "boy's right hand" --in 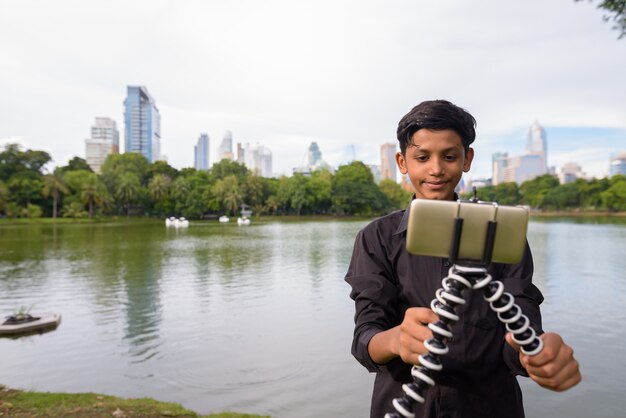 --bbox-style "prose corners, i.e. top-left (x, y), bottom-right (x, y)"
top-left (396, 307), bottom-right (439, 366)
